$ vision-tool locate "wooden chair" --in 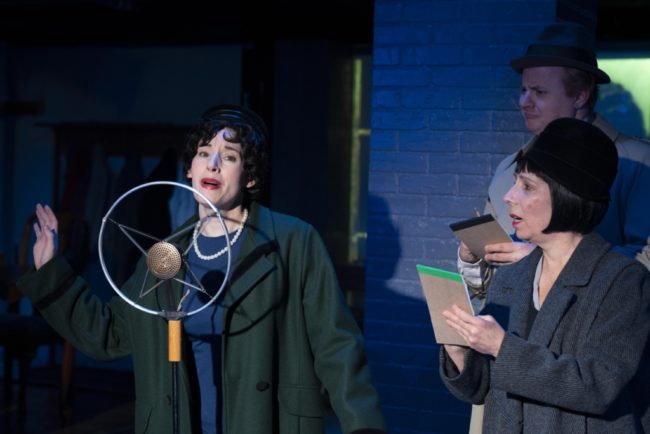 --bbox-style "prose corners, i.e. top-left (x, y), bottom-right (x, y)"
top-left (0, 212), bottom-right (88, 426)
